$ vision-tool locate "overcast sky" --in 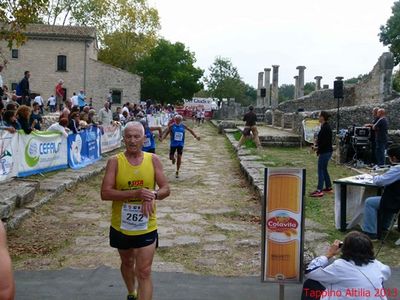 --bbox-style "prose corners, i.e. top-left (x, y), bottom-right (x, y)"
top-left (149, 0), bottom-right (395, 88)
